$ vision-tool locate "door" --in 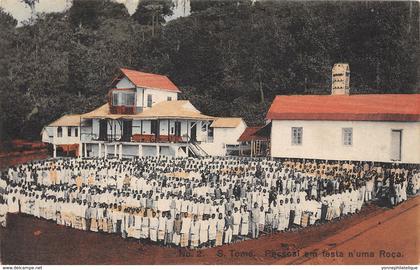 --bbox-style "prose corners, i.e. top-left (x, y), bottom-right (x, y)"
top-left (151, 120), bottom-right (159, 136)
top-left (174, 121), bottom-right (181, 137)
top-left (99, 119), bottom-right (108, 141)
top-left (190, 122), bottom-right (197, 142)
top-left (391, 130), bottom-right (402, 161)
top-left (122, 120), bottom-right (132, 142)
